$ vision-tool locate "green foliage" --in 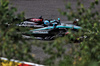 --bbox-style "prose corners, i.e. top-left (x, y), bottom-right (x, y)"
top-left (34, 0), bottom-right (100, 66)
top-left (1, 0), bottom-right (100, 66)
top-left (57, 0), bottom-right (100, 66)
top-left (0, 0), bottom-right (35, 64)
top-left (58, 56), bottom-right (73, 66)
